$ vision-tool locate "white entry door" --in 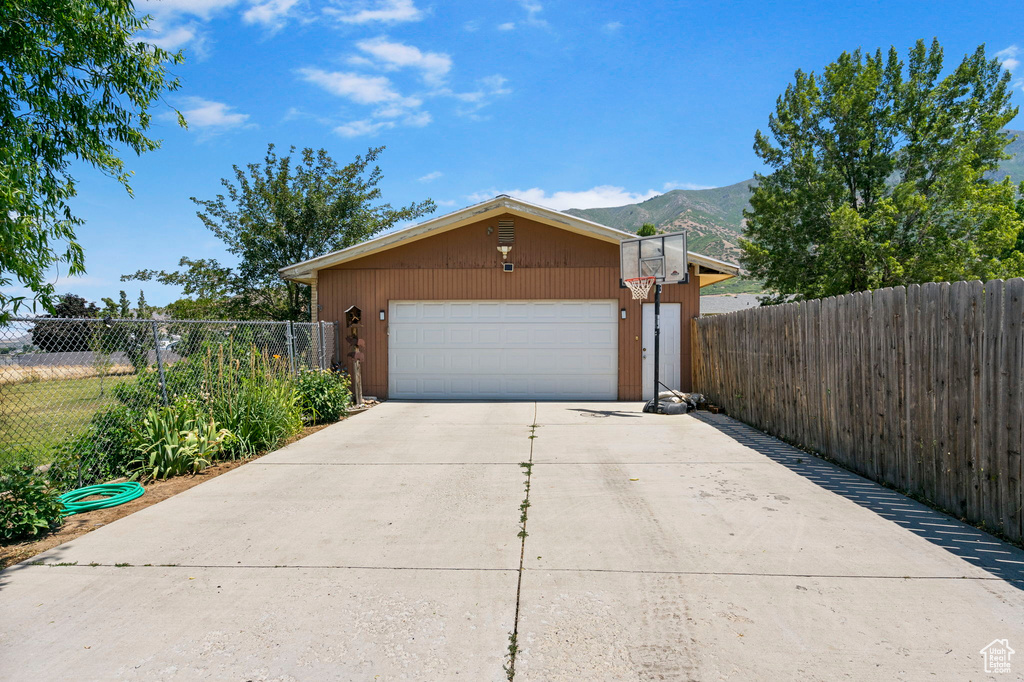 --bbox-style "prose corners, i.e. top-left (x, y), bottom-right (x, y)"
top-left (642, 303), bottom-right (681, 400)
top-left (388, 300), bottom-right (618, 400)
